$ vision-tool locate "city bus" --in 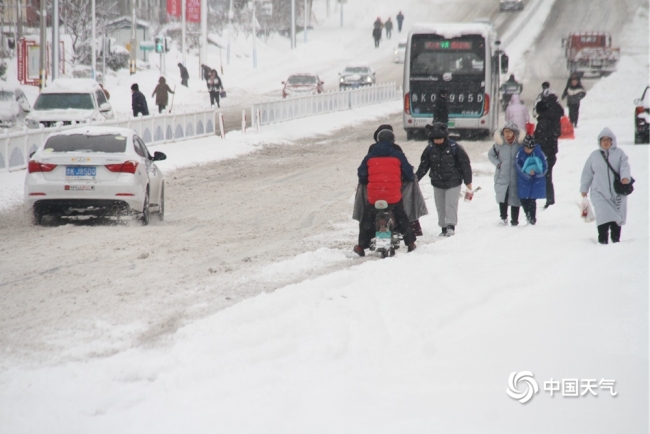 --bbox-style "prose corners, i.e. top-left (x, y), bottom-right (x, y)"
top-left (403, 22), bottom-right (509, 139)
